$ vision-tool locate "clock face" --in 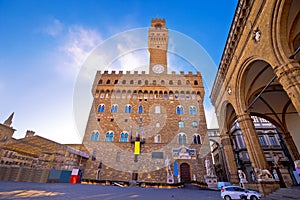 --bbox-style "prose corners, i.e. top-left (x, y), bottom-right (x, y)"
top-left (152, 64), bottom-right (165, 73)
